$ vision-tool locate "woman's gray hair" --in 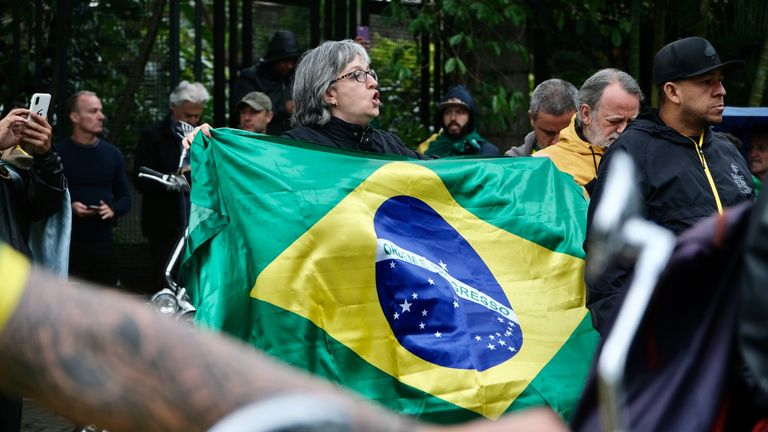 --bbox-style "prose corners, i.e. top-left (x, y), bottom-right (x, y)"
top-left (291, 39), bottom-right (370, 127)
top-left (575, 68), bottom-right (644, 127)
top-left (169, 80), bottom-right (210, 107)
